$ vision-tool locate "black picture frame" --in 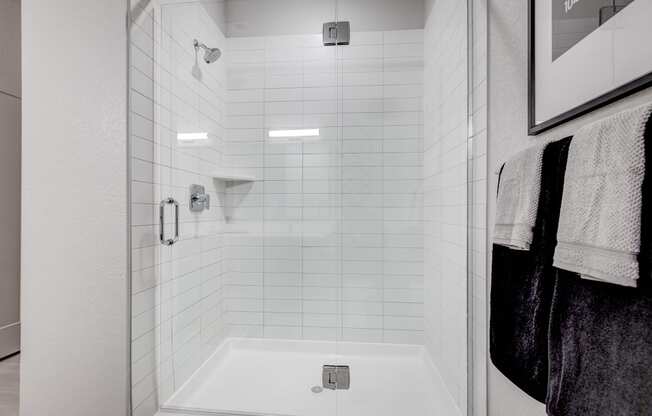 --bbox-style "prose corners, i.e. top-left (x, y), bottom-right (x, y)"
top-left (528, 0), bottom-right (652, 136)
